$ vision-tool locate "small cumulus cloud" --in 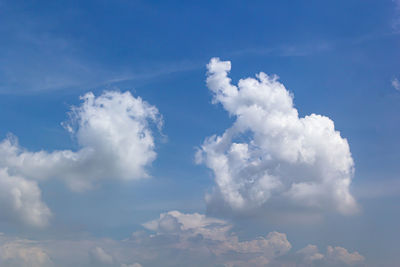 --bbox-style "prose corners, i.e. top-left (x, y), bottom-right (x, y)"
top-left (142, 210), bottom-right (292, 266)
top-left (297, 244), bottom-right (325, 263)
top-left (297, 244), bottom-right (364, 266)
top-left (89, 247), bottom-right (114, 266)
top-left (326, 246), bottom-right (365, 266)
top-left (0, 211), bottom-right (364, 266)
top-left (391, 77), bottom-right (400, 91)
top-left (196, 58), bottom-right (358, 219)
top-left (142, 210), bottom-right (232, 241)
top-left (0, 236), bottom-right (53, 267)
